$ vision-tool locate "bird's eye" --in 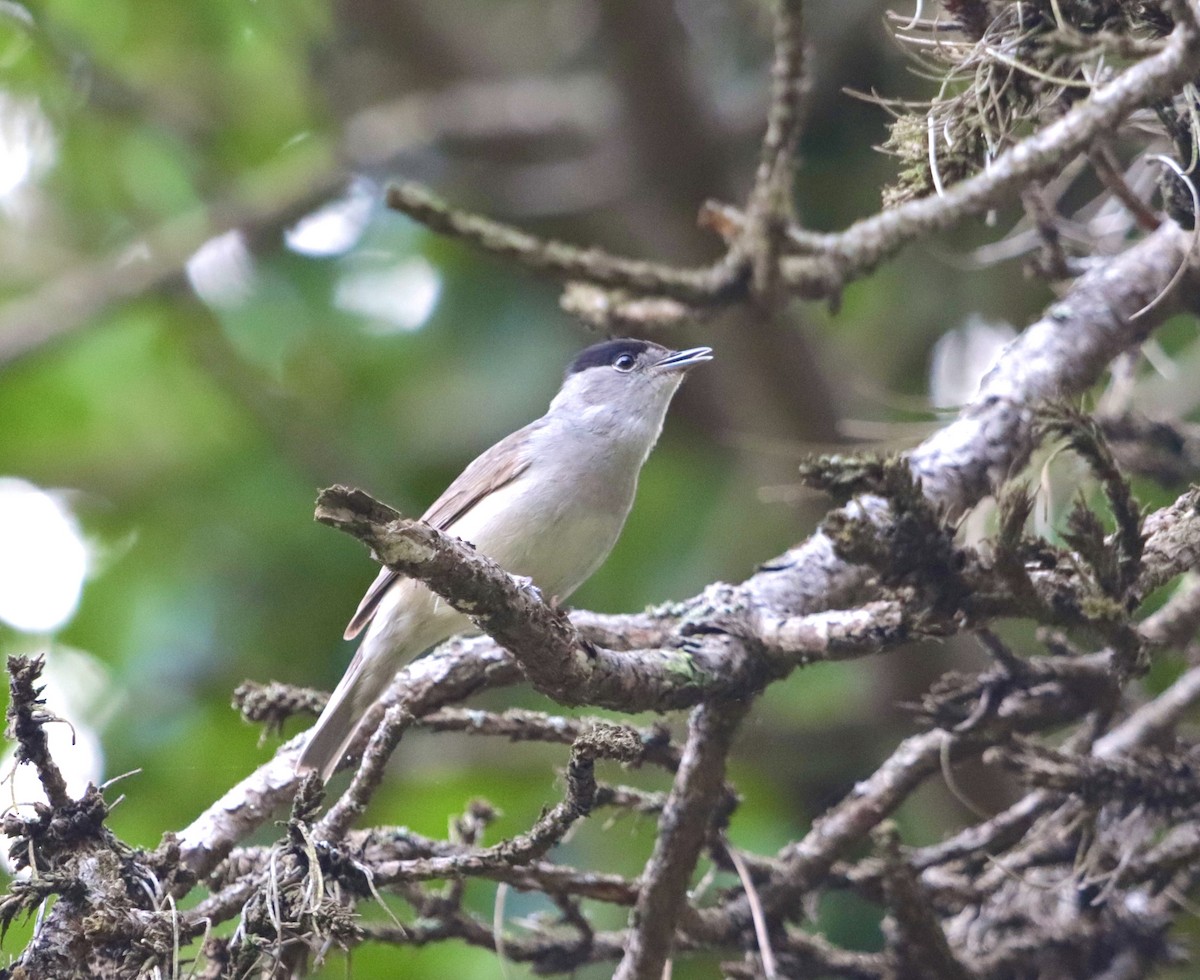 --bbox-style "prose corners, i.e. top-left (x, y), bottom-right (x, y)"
top-left (613, 353), bottom-right (637, 372)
